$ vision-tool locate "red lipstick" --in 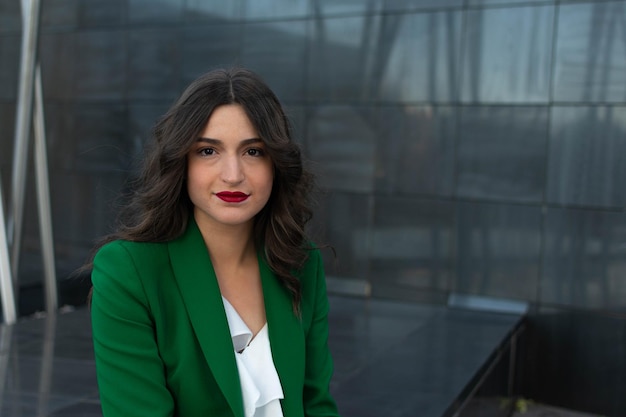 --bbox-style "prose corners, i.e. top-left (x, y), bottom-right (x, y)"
top-left (216, 191), bottom-right (249, 203)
